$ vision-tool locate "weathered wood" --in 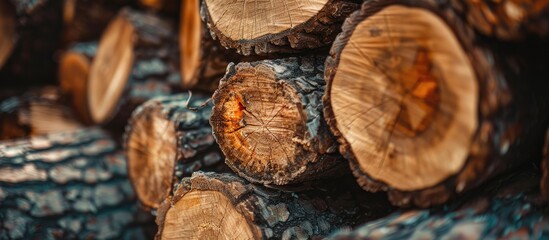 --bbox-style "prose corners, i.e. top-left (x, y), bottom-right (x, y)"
top-left (62, 0), bottom-right (132, 45)
top-left (0, 87), bottom-right (81, 140)
top-left (323, 0), bottom-right (549, 207)
top-left (82, 8), bottom-right (181, 126)
top-left (179, 0), bottom-right (242, 91)
top-left (0, 0), bottom-right (63, 87)
top-left (200, 0), bottom-right (361, 55)
top-left (124, 93), bottom-right (227, 209)
top-left (0, 128), bottom-right (155, 239)
top-left (541, 129), bottom-right (549, 202)
top-left (155, 172), bottom-right (392, 240)
top-left (329, 167), bottom-right (545, 239)
top-left (450, 0), bottom-right (549, 40)
top-left (210, 56), bottom-right (344, 185)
